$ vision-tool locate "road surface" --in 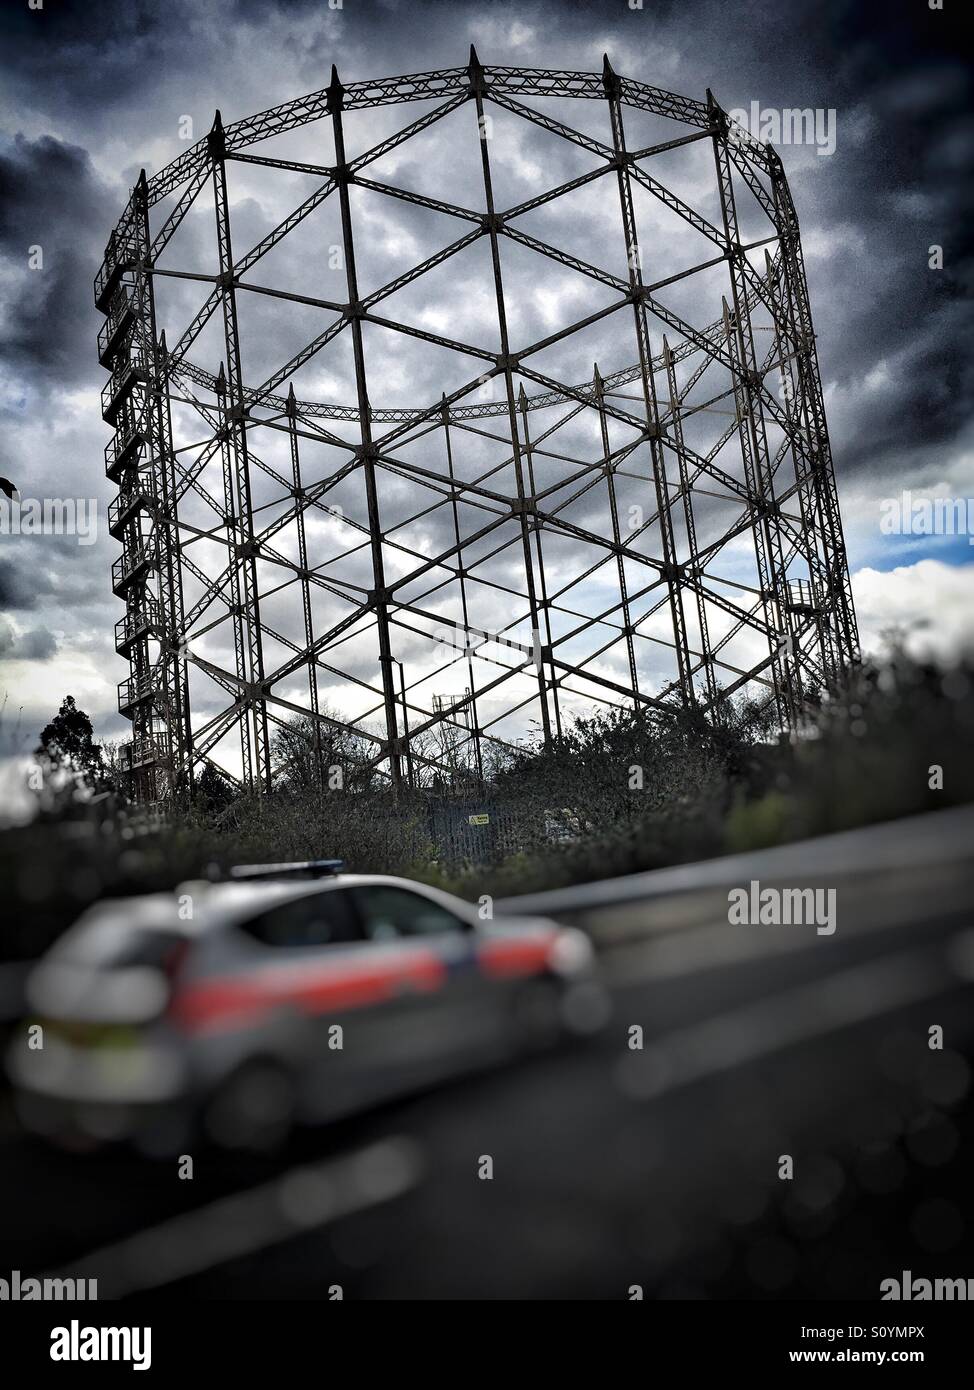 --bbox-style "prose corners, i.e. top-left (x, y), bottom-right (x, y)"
top-left (1, 806), bottom-right (971, 1299)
